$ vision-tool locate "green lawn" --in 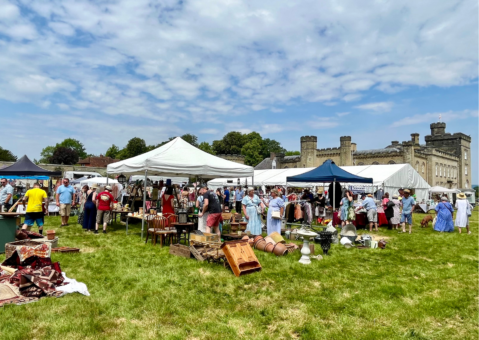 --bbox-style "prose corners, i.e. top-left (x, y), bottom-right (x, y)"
top-left (0, 209), bottom-right (478, 340)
